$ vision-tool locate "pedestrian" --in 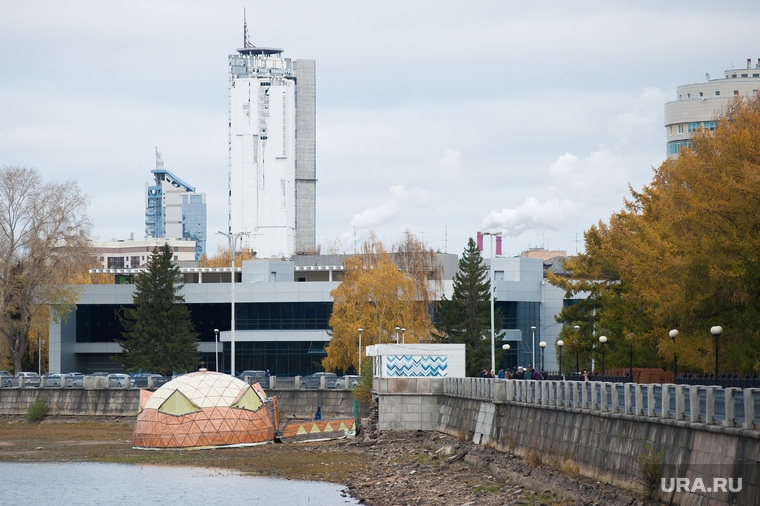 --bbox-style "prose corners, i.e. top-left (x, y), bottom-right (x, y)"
top-left (315, 405), bottom-right (322, 421)
top-left (582, 369), bottom-right (589, 381)
top-left (523, 367), bottom-right (532, 380)
top-left (498, 368), bottom-right (505, 379)
top-left (532, 367), bottom-right (543, 381)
